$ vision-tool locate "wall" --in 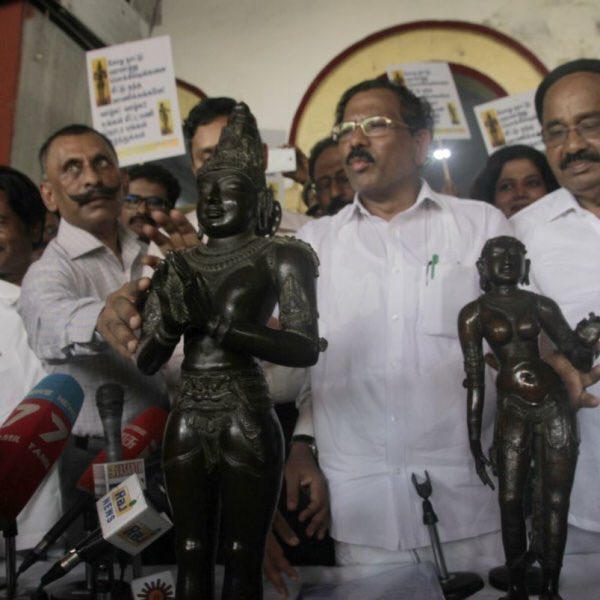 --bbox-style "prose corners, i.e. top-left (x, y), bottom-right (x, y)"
top-left (154, 0), bottom-right (600, 140)
top-left (0, 1), bottom-right (26, 164)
